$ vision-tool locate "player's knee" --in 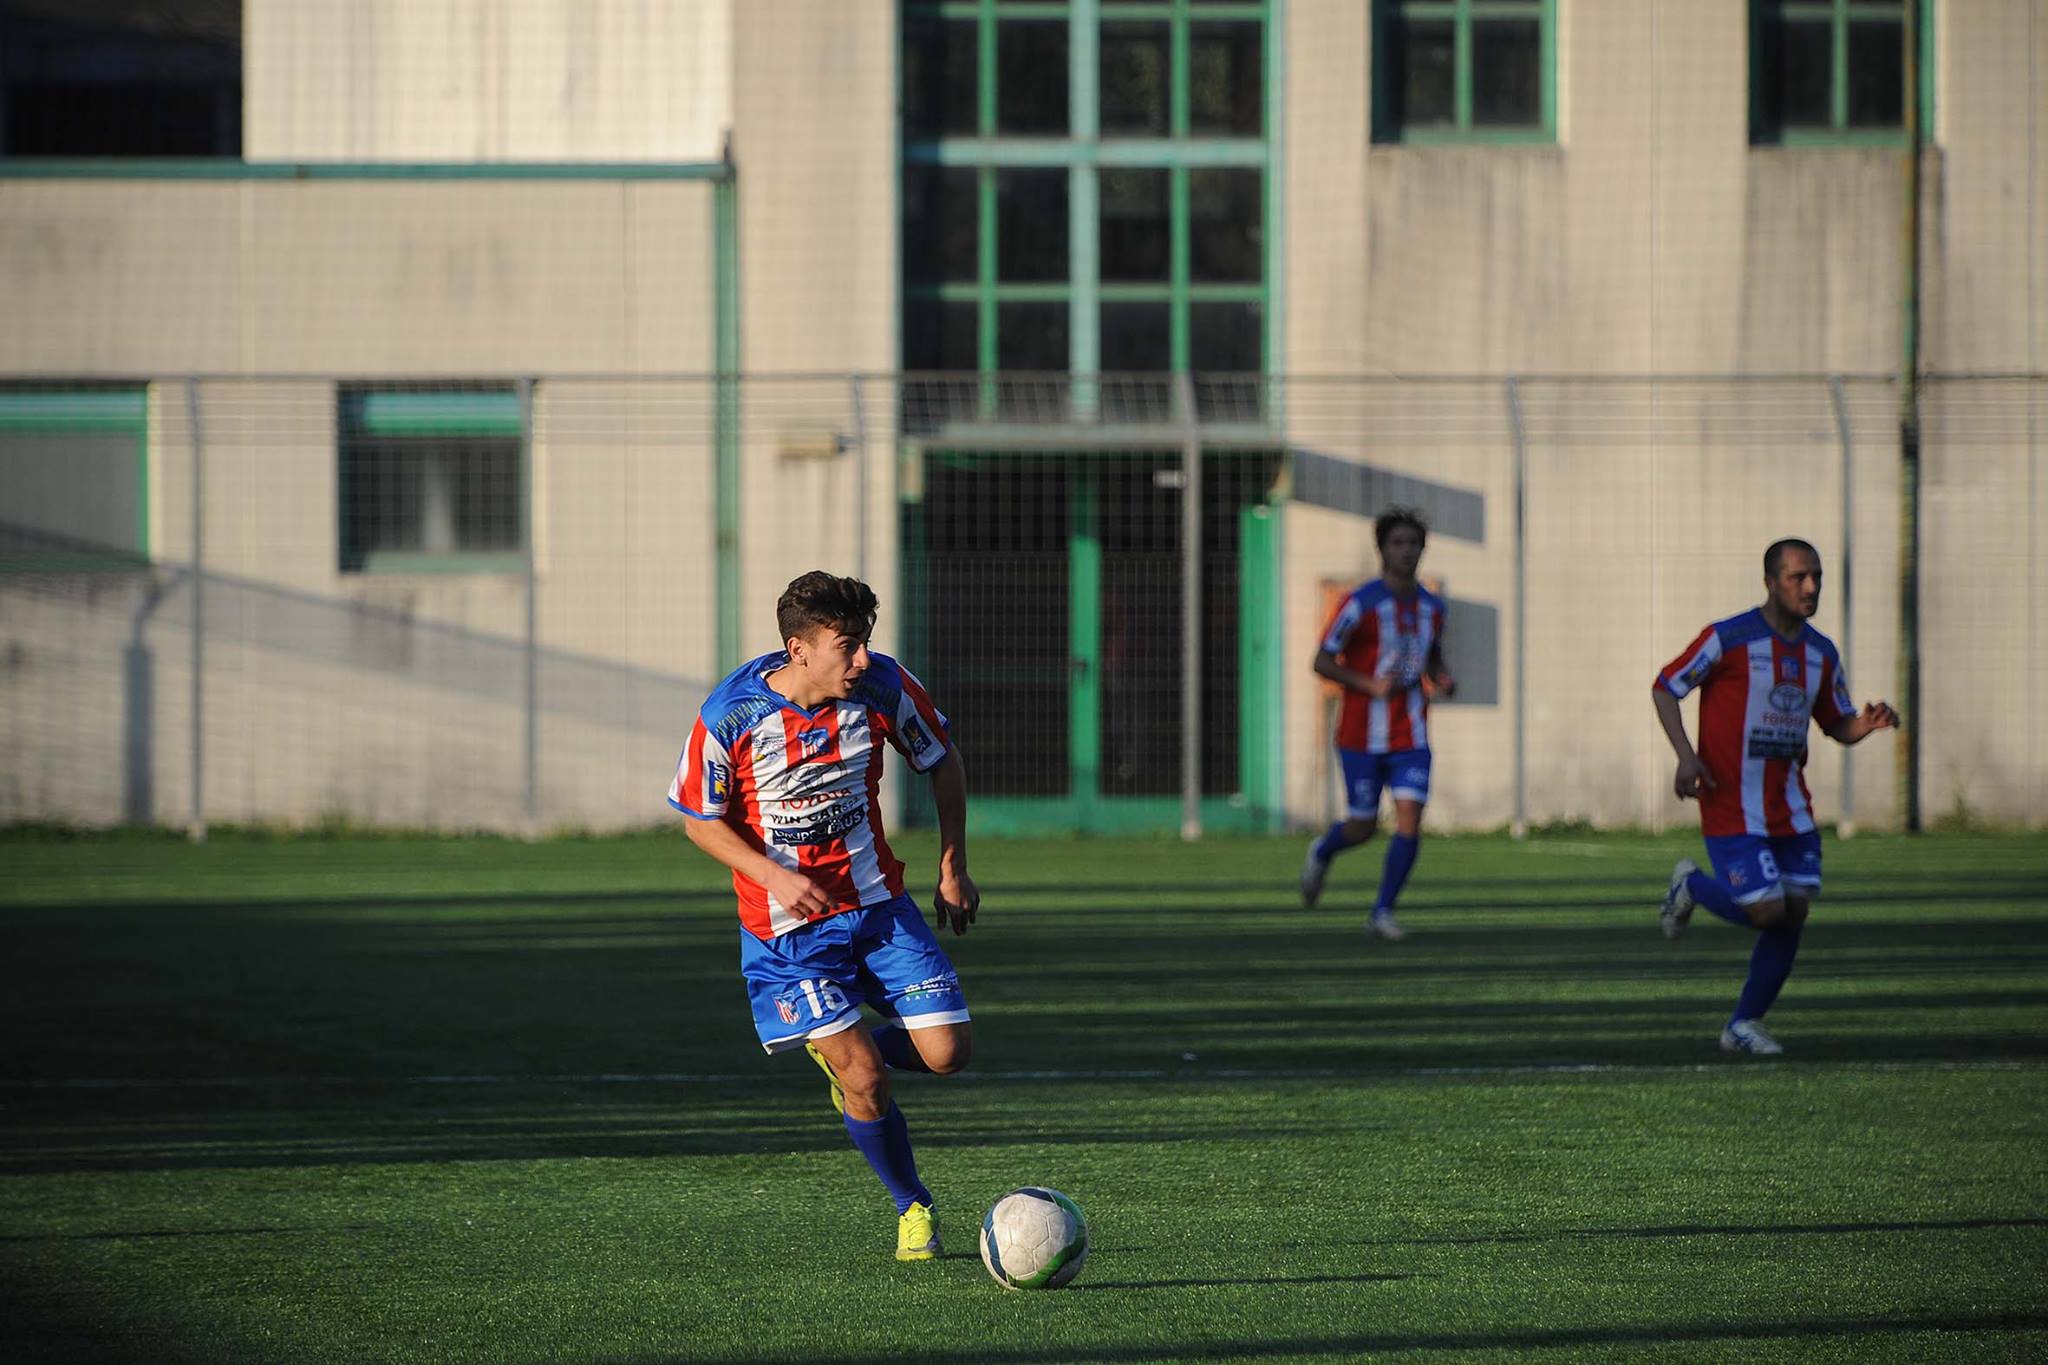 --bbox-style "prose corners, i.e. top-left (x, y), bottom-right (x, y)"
top-left (1785, 896), bottom-right (1812, 929)
top-left (835, 1052), bottom-right (891, 1114)
top-left (1746, 896), bottom-right (1789, 930)
top-left (1342, 818), bottom-right (1378, 843)
top-left (918, 1026), bottom-right (973, 1075)
top-left (1393, 811), bottom-right (1424, 838)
